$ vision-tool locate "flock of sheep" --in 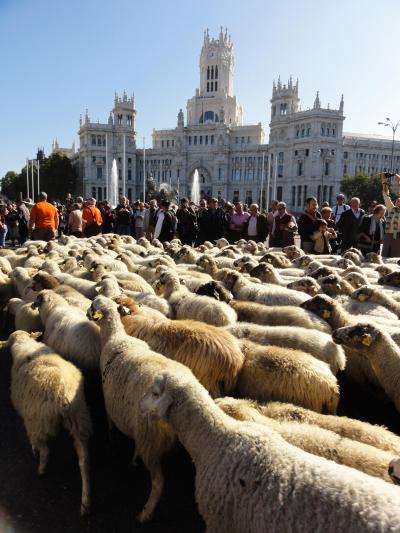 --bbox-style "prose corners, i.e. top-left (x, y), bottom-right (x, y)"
top-left (2, 234), bottom-right (400, 532)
